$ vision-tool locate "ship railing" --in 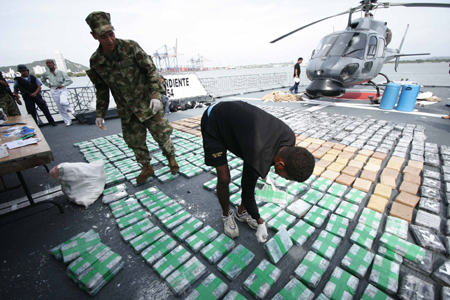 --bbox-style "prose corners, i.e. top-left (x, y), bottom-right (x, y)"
top-left (33, 71), bottom-right (307, 124)
top-left (199, 72), bottom-right (299, 97)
